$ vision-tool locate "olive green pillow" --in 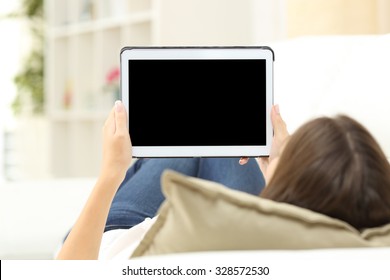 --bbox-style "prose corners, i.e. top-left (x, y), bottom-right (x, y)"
top-left (131, 170), bottom-right (390, 258)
